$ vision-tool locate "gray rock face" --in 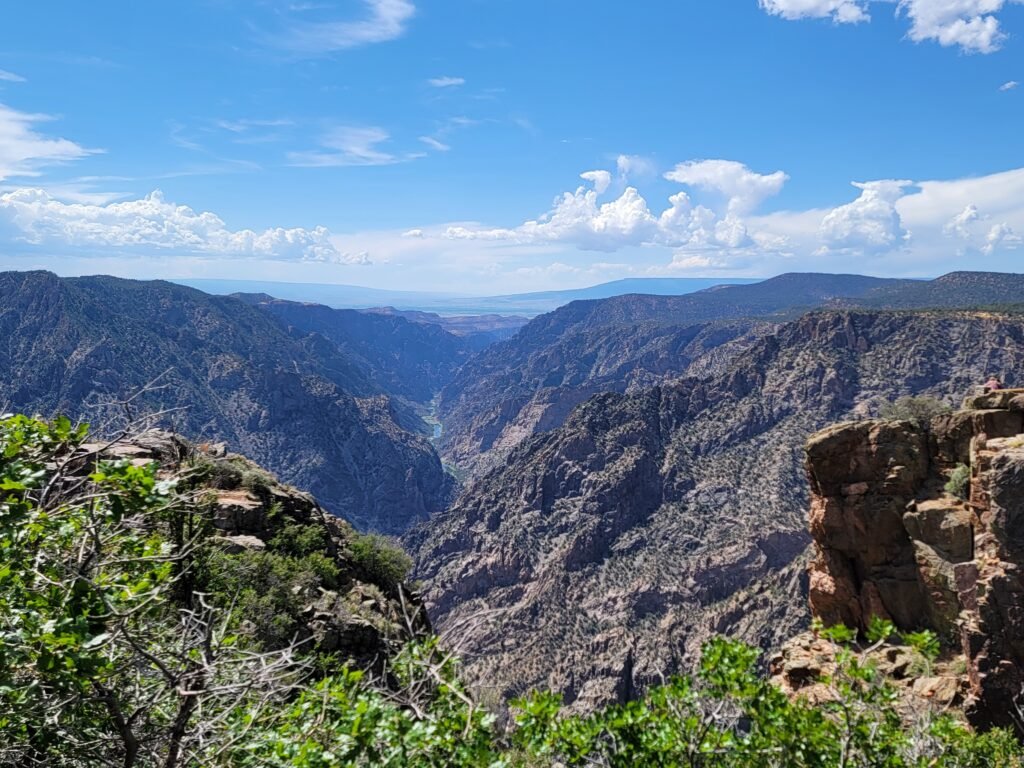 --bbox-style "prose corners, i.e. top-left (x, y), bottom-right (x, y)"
top-left (0, 271), bottom-right (454, 533)
top-left (412, 310), bottom-right (1024, 709)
